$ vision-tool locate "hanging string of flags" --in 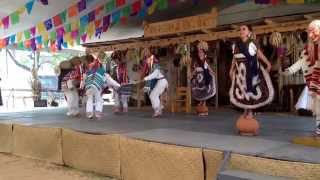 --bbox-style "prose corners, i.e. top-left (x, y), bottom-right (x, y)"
top-left (0, 0), bottom-right (193, 52)
top-left (1, 0), bottom-right (49, 30)
top-left (1, 0), bottom-right (319, 52)
top-left (246, 0), bottom-right (320, 5)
